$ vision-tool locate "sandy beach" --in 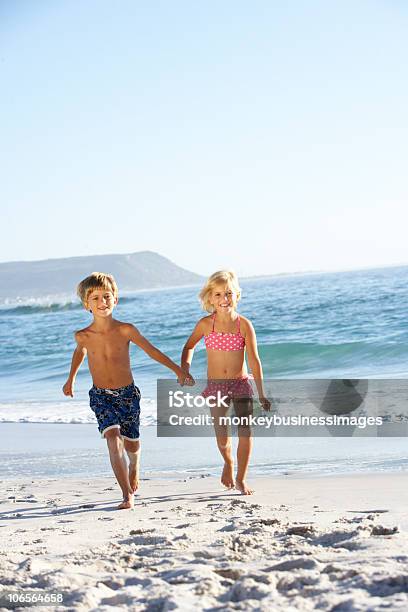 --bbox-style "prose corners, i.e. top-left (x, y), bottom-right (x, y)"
top-left (1, 473), bottom-right (407, 610)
